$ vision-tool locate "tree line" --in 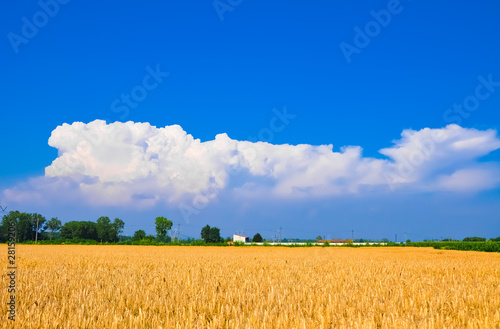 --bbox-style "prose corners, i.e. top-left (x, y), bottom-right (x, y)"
top-left (0, 211), bottom-right (126, 243)
top-left (2, 210), bottom-right (497, 245)
top-left (0, 210), bottom-right (229, 245)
